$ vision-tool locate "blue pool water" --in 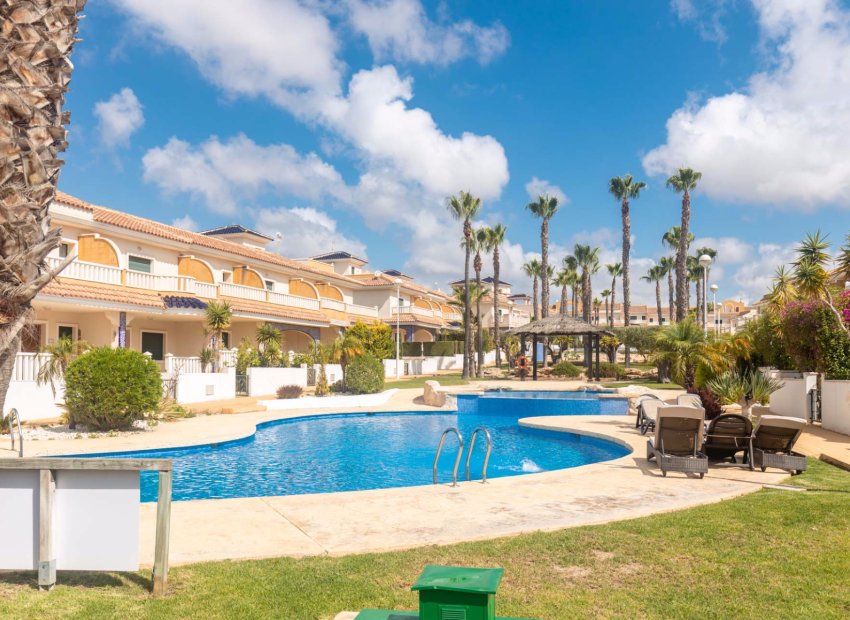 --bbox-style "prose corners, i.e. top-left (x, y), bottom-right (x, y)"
top-left (91, 391), bottom-right (629, 502)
